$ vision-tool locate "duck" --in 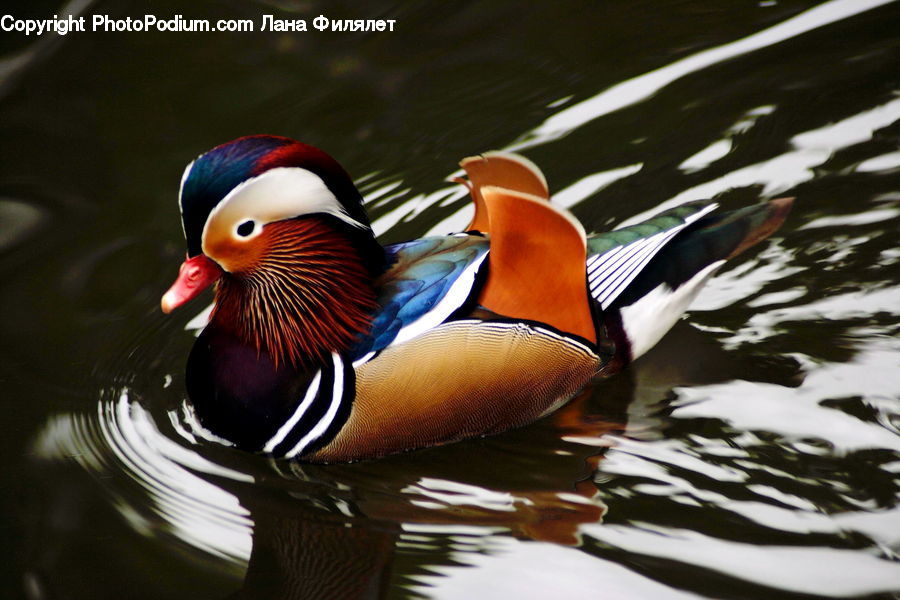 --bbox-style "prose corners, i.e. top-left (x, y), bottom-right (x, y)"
top-left (161, 135), bottom-right (792, 463)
